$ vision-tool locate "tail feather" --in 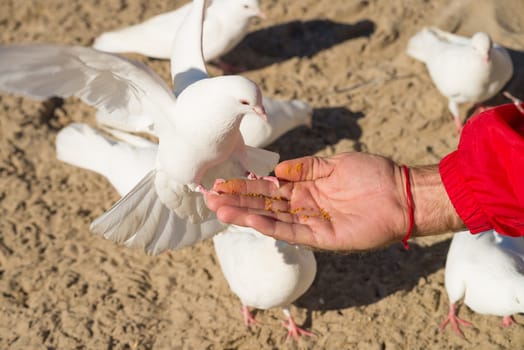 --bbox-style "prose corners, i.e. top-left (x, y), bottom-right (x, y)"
top-left (406, 27), bottom-right (446, 63)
